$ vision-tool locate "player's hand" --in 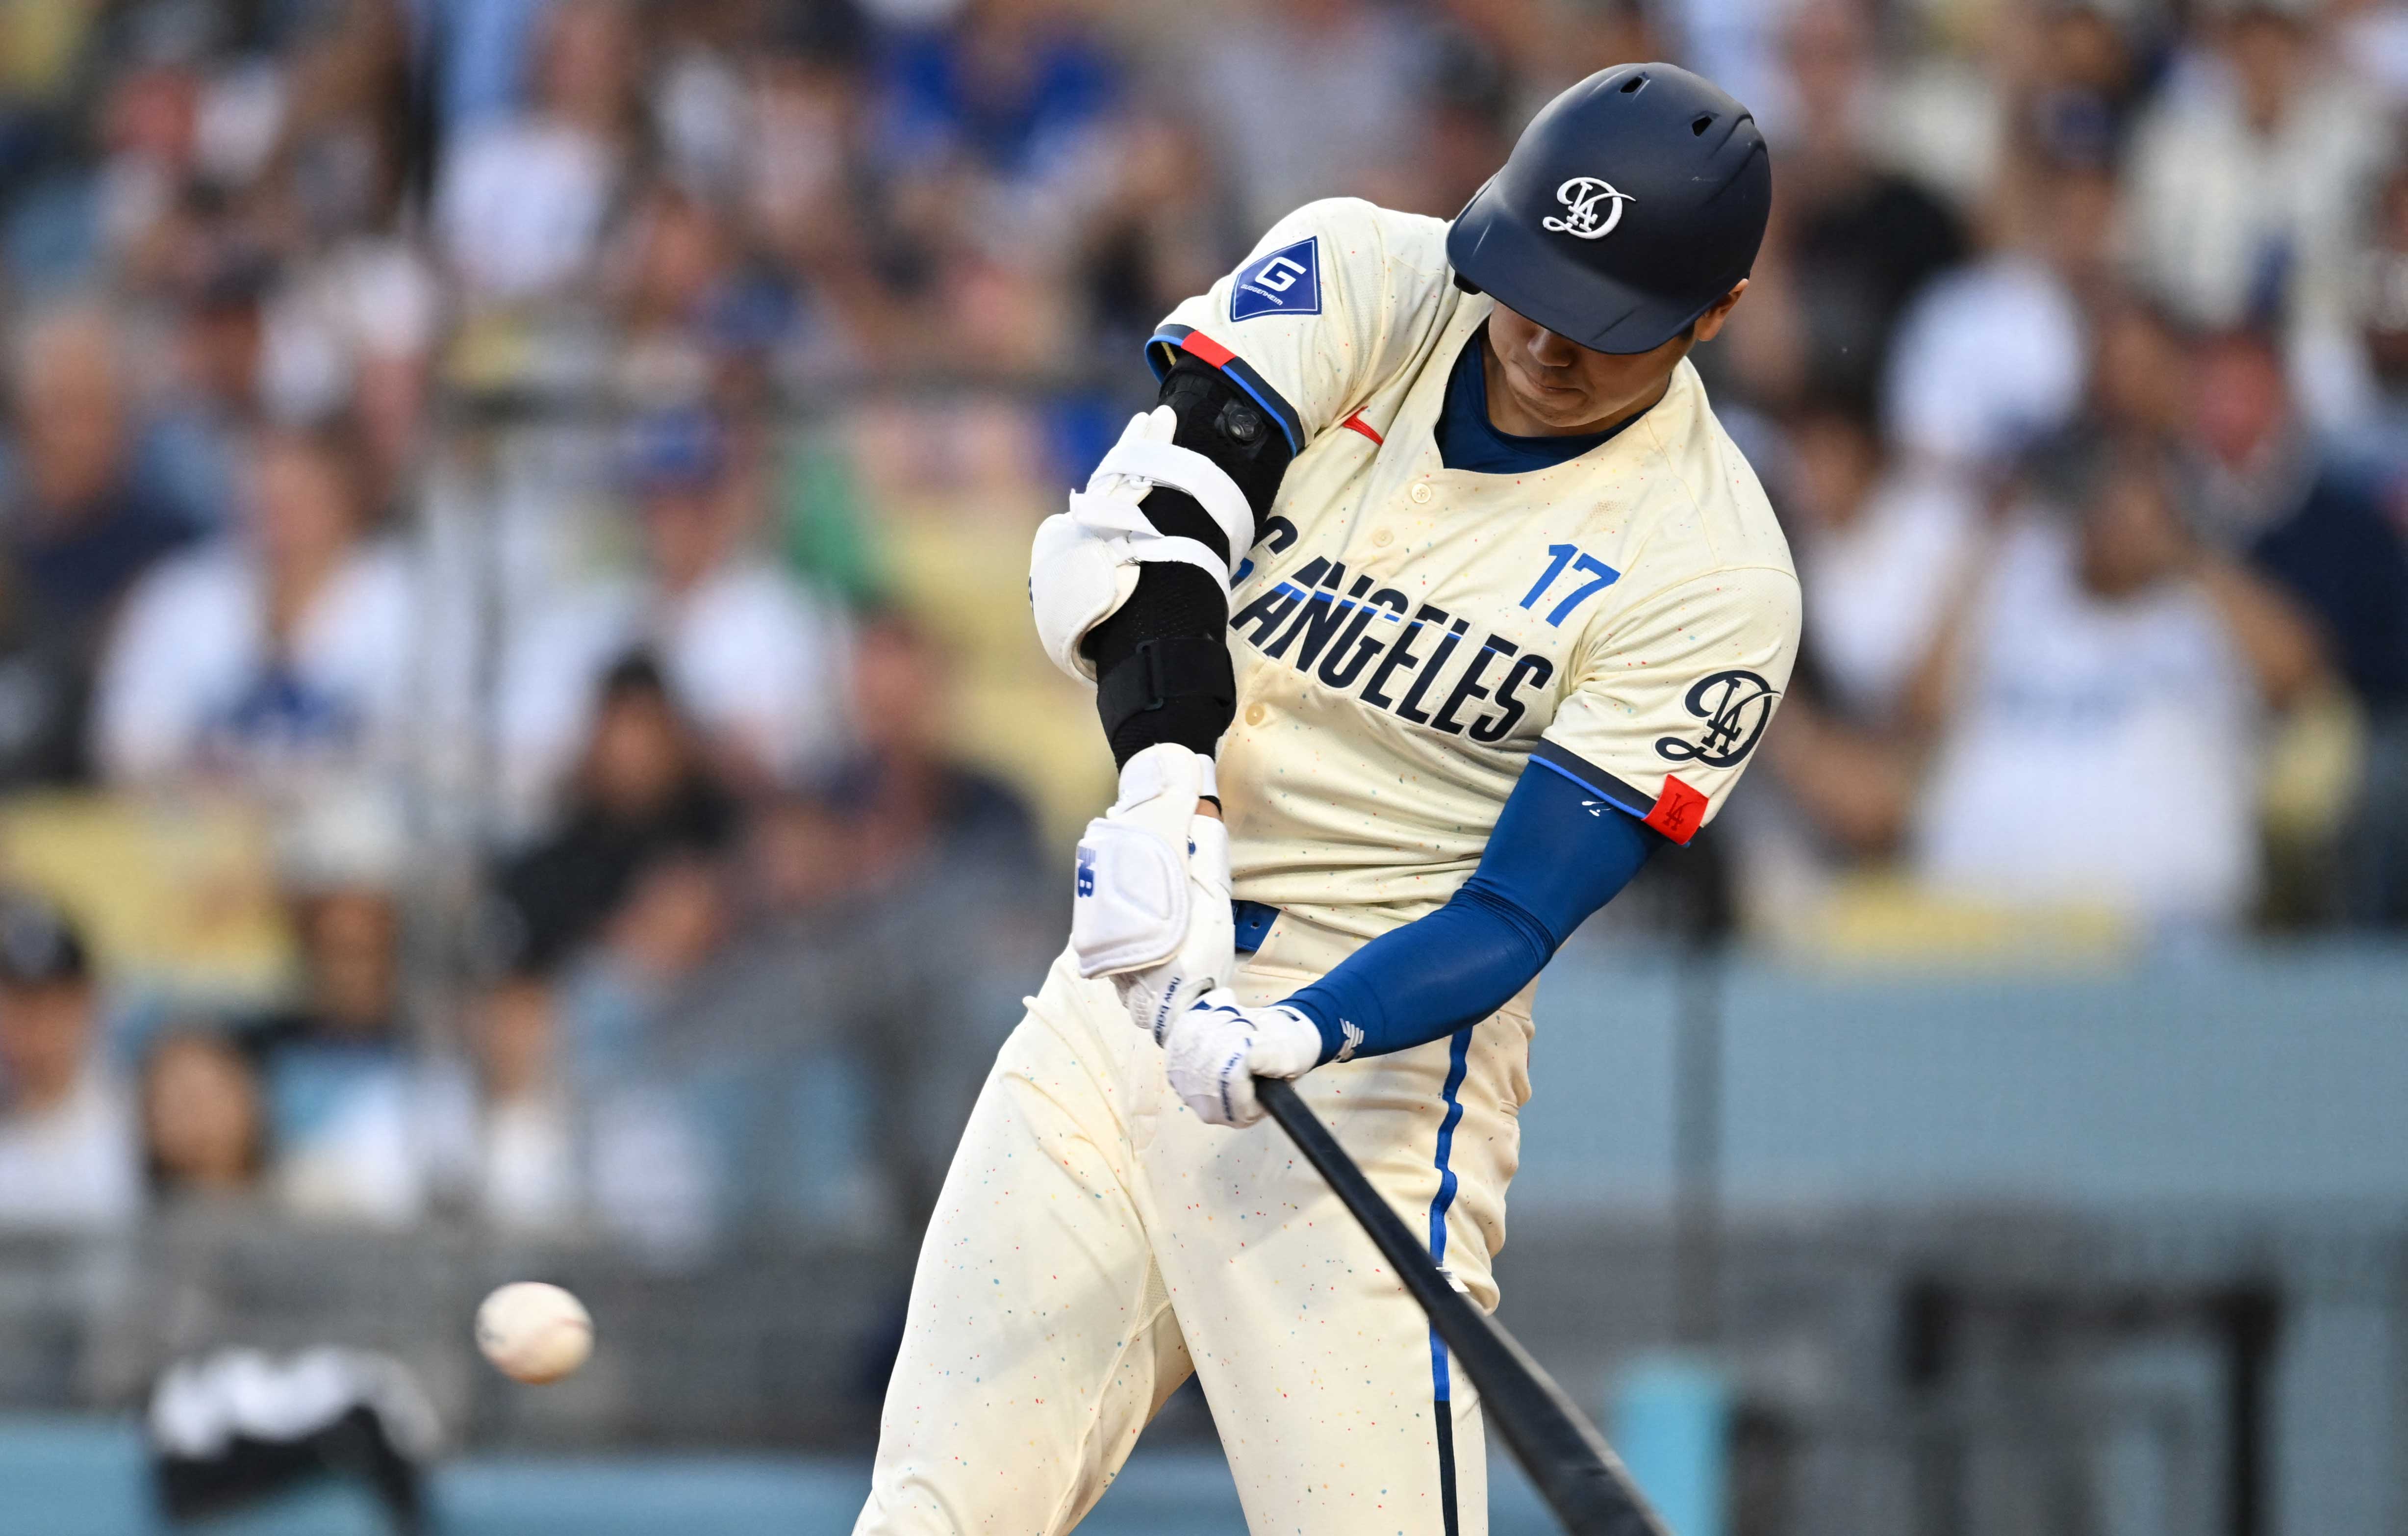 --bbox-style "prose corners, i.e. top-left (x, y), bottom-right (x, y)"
top-left (1159, 990), bottom-right (1322, 1128)
top-left (1072, 745), bottom-right (1236, 1037)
